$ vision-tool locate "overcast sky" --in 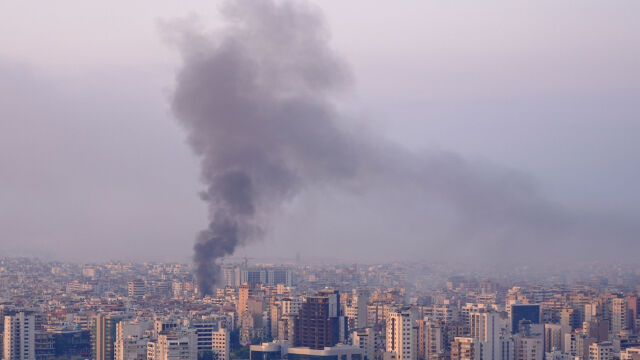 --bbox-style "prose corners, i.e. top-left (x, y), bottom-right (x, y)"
top-left (0, 1), bottom-right (639, 263)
